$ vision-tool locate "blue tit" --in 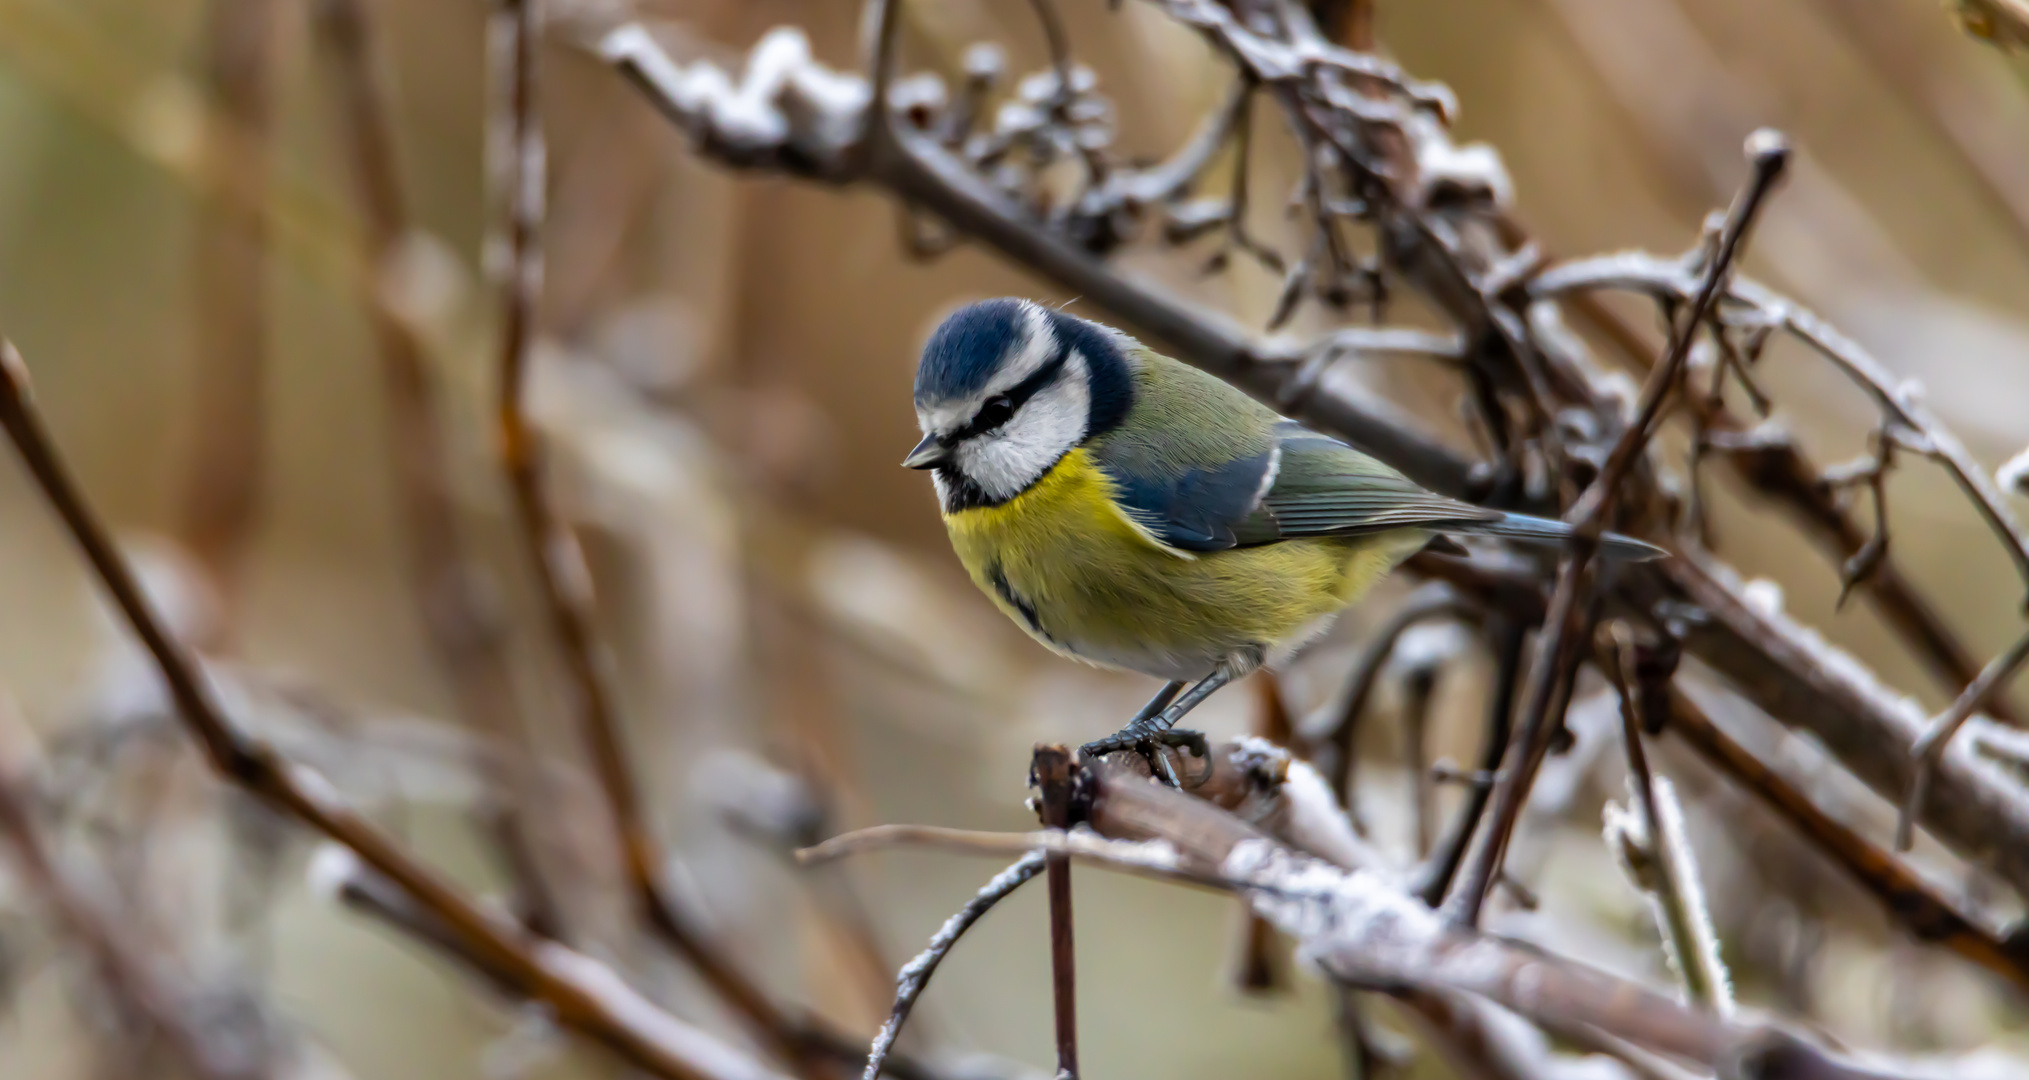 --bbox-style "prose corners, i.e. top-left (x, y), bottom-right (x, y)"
top-left (903, 298), bottom-right (1662, 778)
